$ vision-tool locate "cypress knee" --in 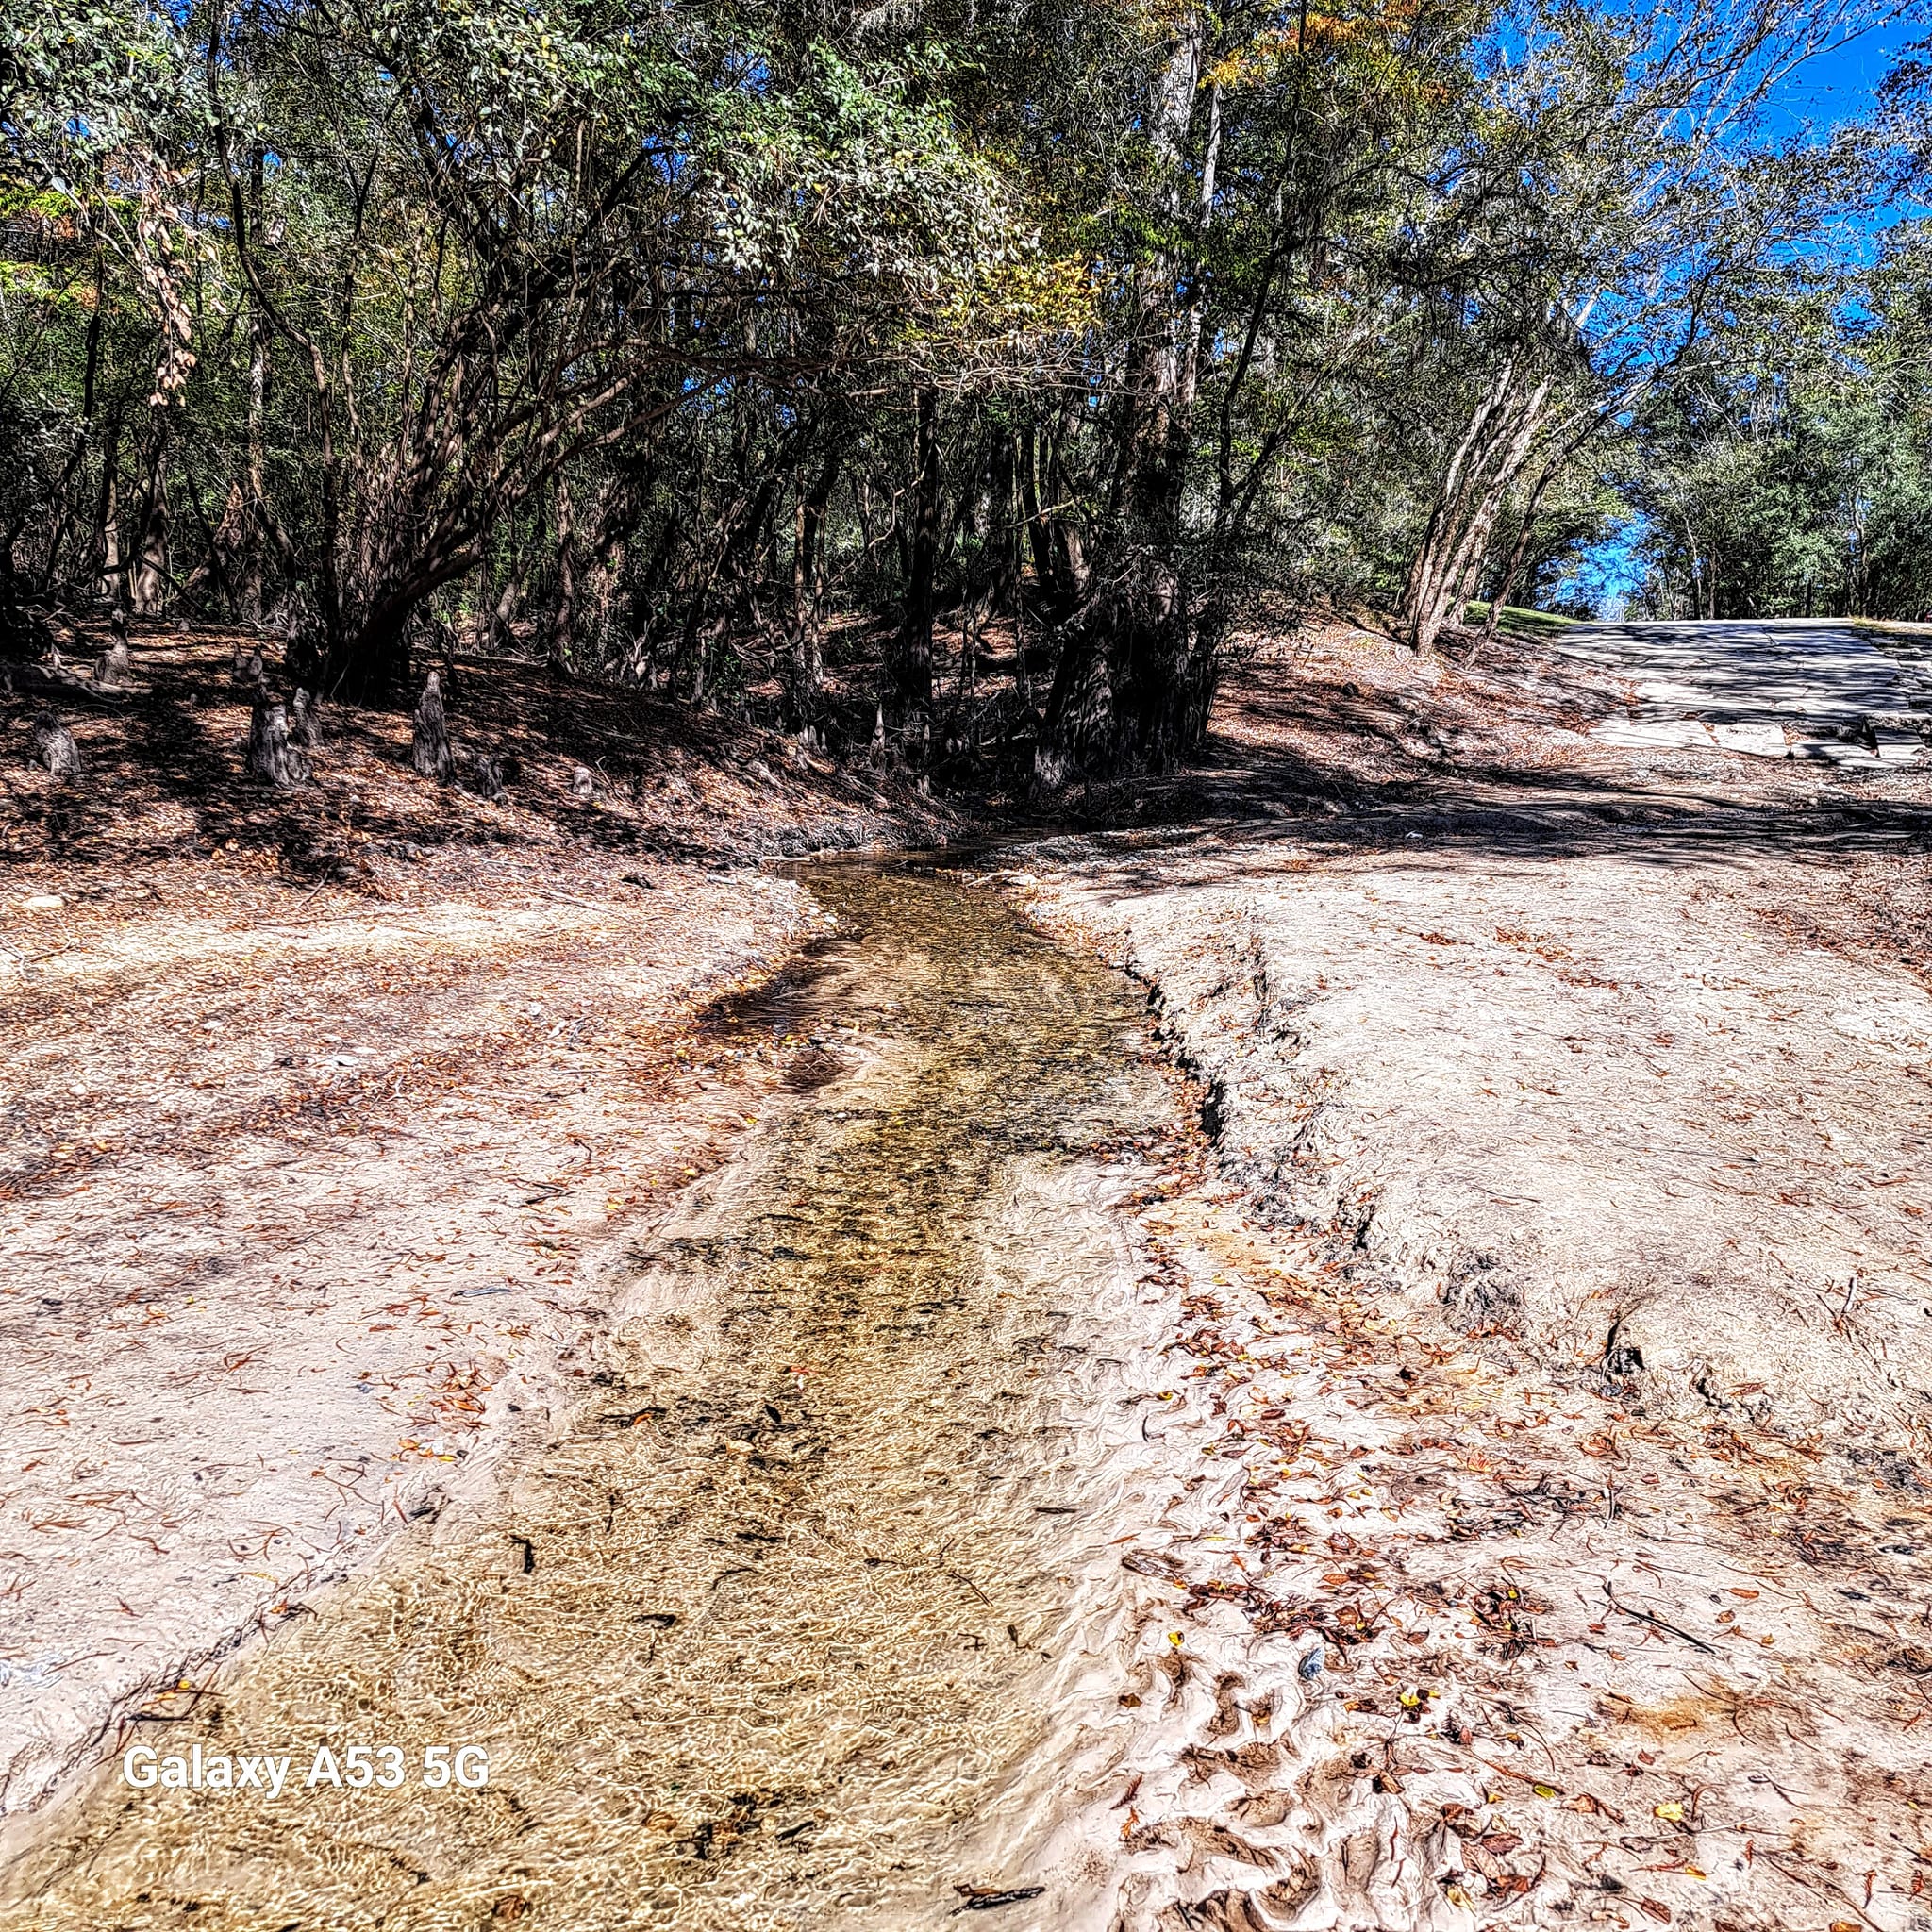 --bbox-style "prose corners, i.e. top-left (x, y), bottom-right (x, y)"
top-left (246, 699), bottom-right (309, 786)
top-left (30, 714), bottom-right (82, 782)
top-left (411, 671), bottom-right (455, 780)
top-left (289, 687), bottom-right (324, 748)
top-left (96, 638), bottom-right (132, 687)
top-left (467, 751), bottom-right (508, 802)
